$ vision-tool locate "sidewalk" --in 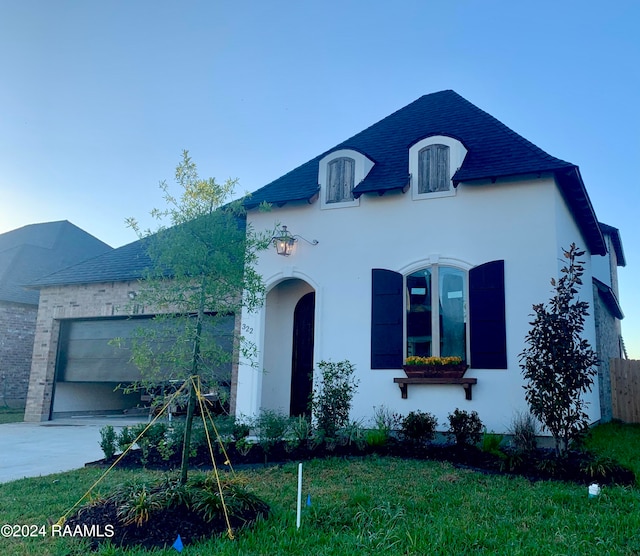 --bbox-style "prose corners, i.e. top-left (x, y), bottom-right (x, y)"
top-left (0, 416), bottom-right (147, 483)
